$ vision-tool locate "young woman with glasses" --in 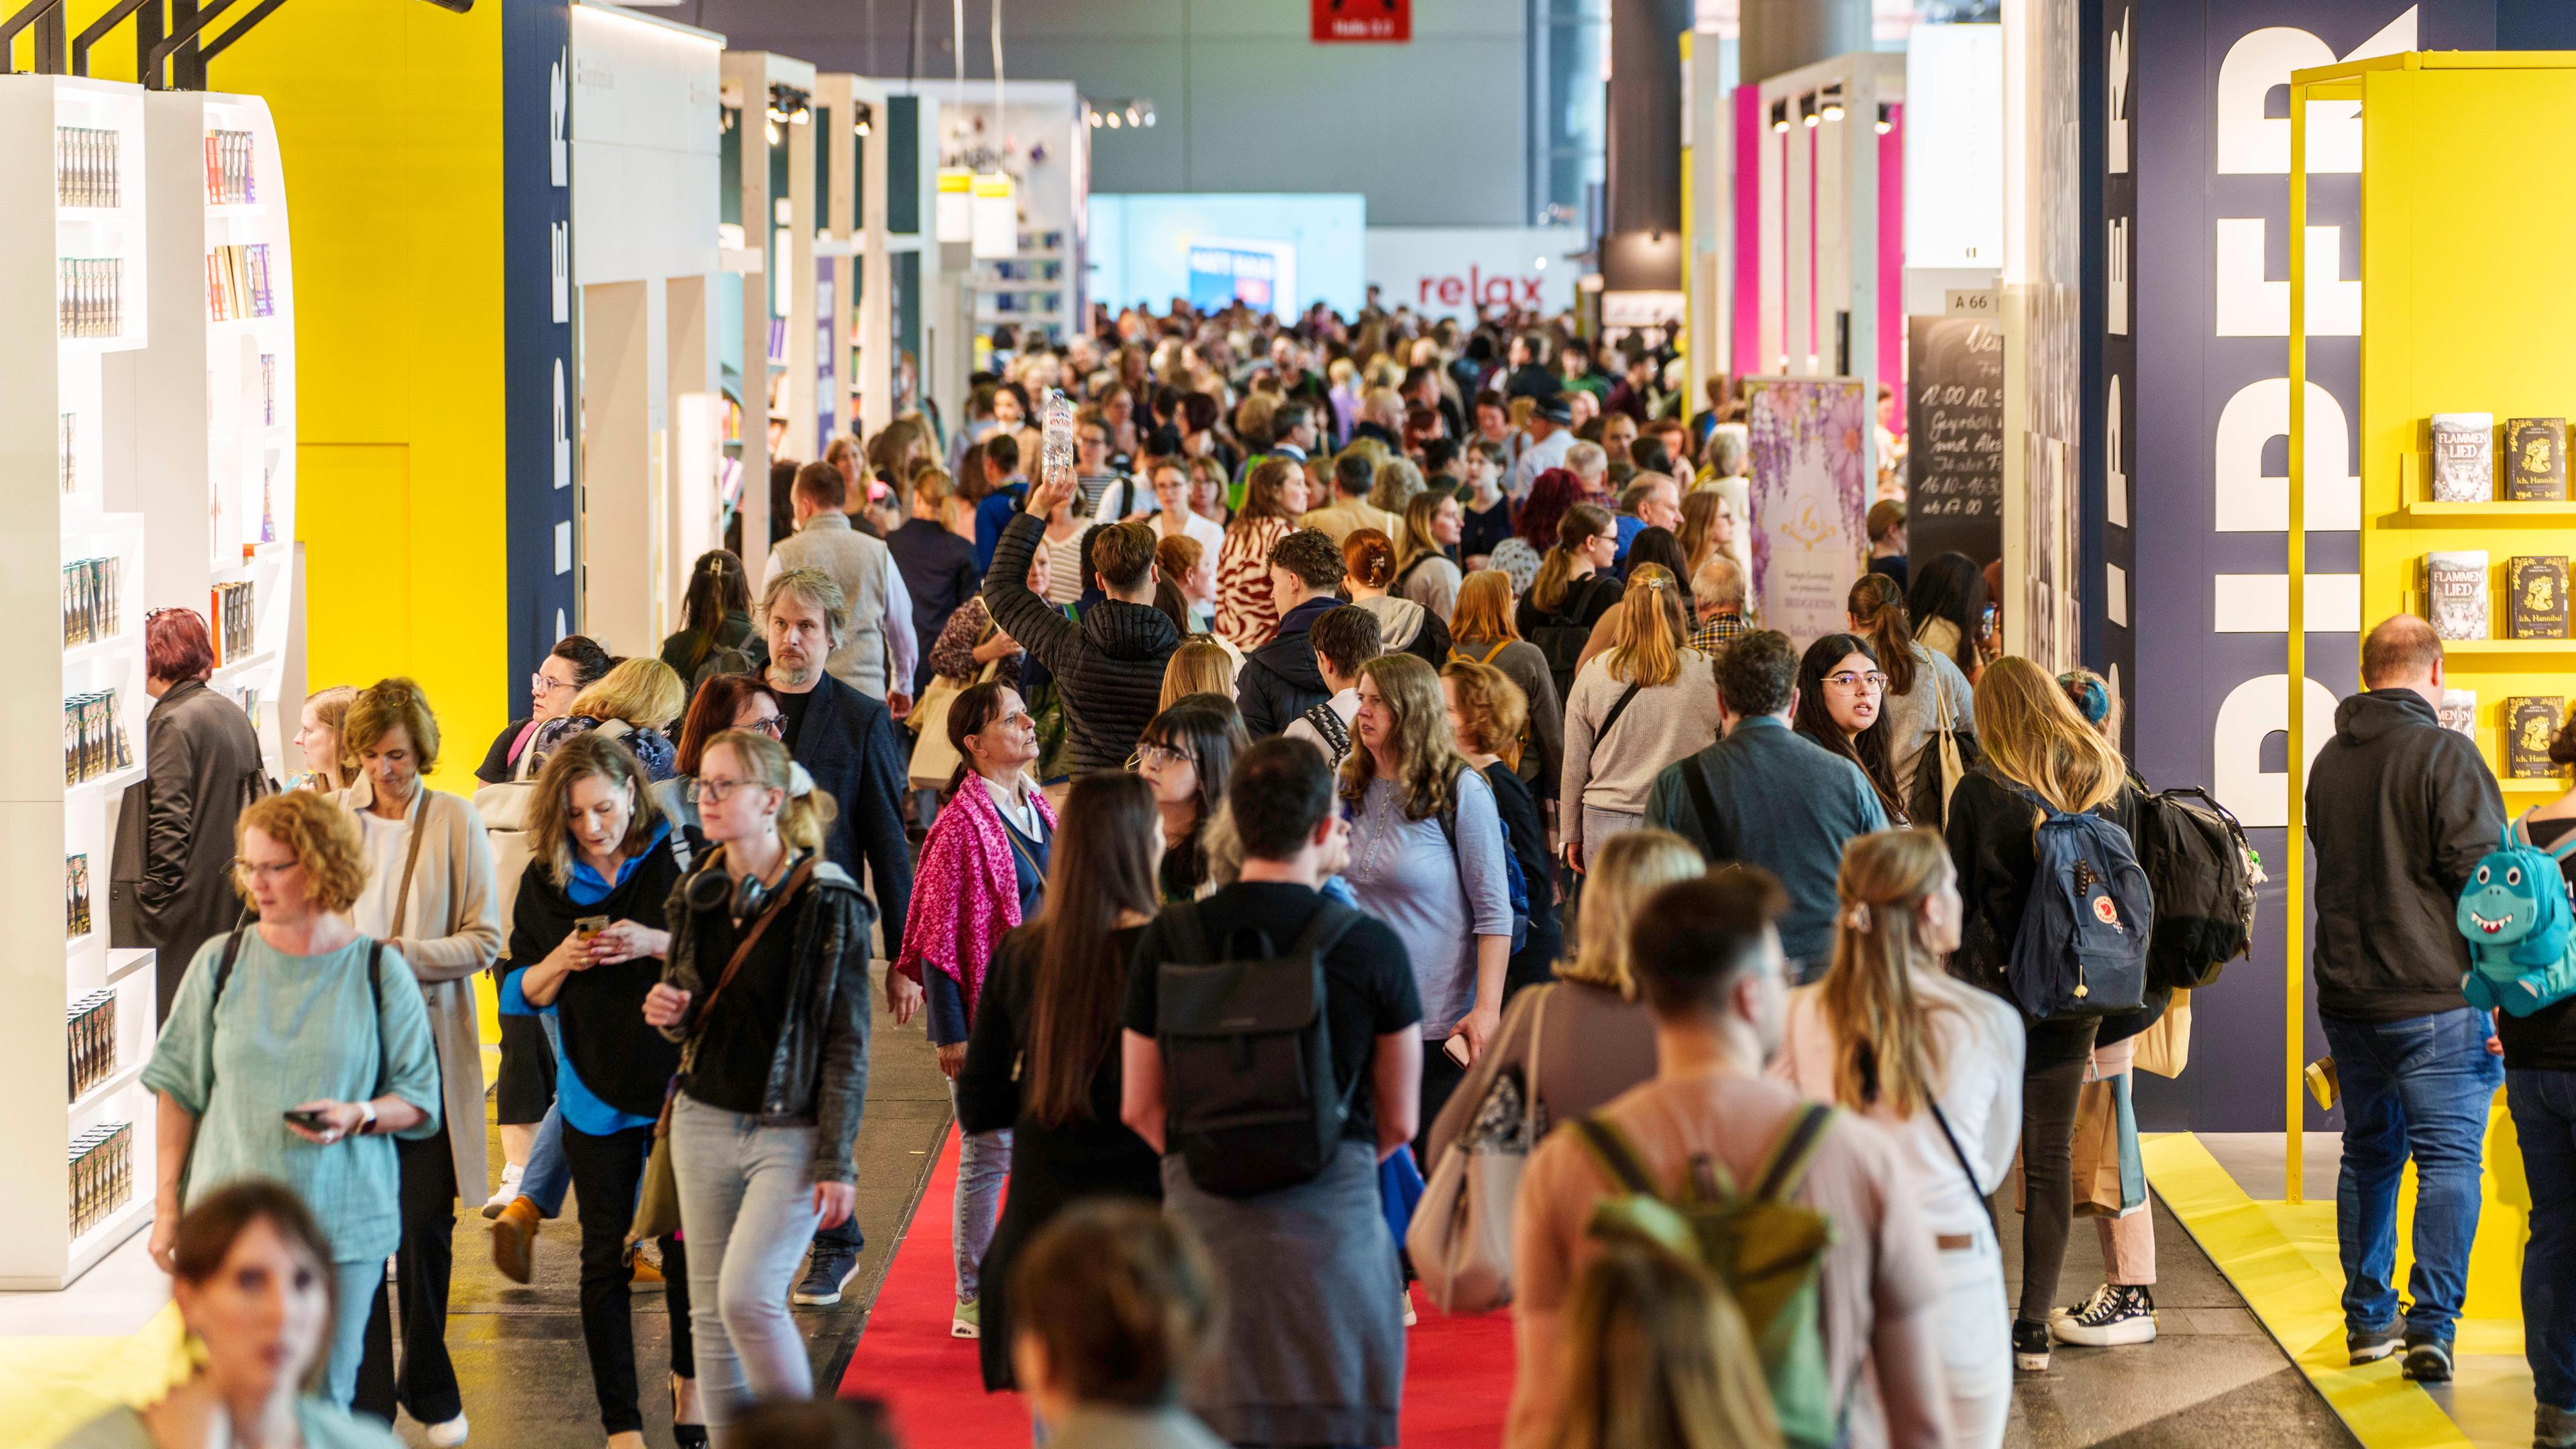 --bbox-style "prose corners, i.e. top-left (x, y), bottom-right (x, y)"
top-left (1132, 695), bottom-right (1250, 906)
top-left (478, 635), bottom-right (614, 785)
top-left (1792, 633), bottom-right (1908, 824)
top-left (894, 681), bottom-right (1056, 1340)
top-left (644, 731), bottom-right (873, 1435)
